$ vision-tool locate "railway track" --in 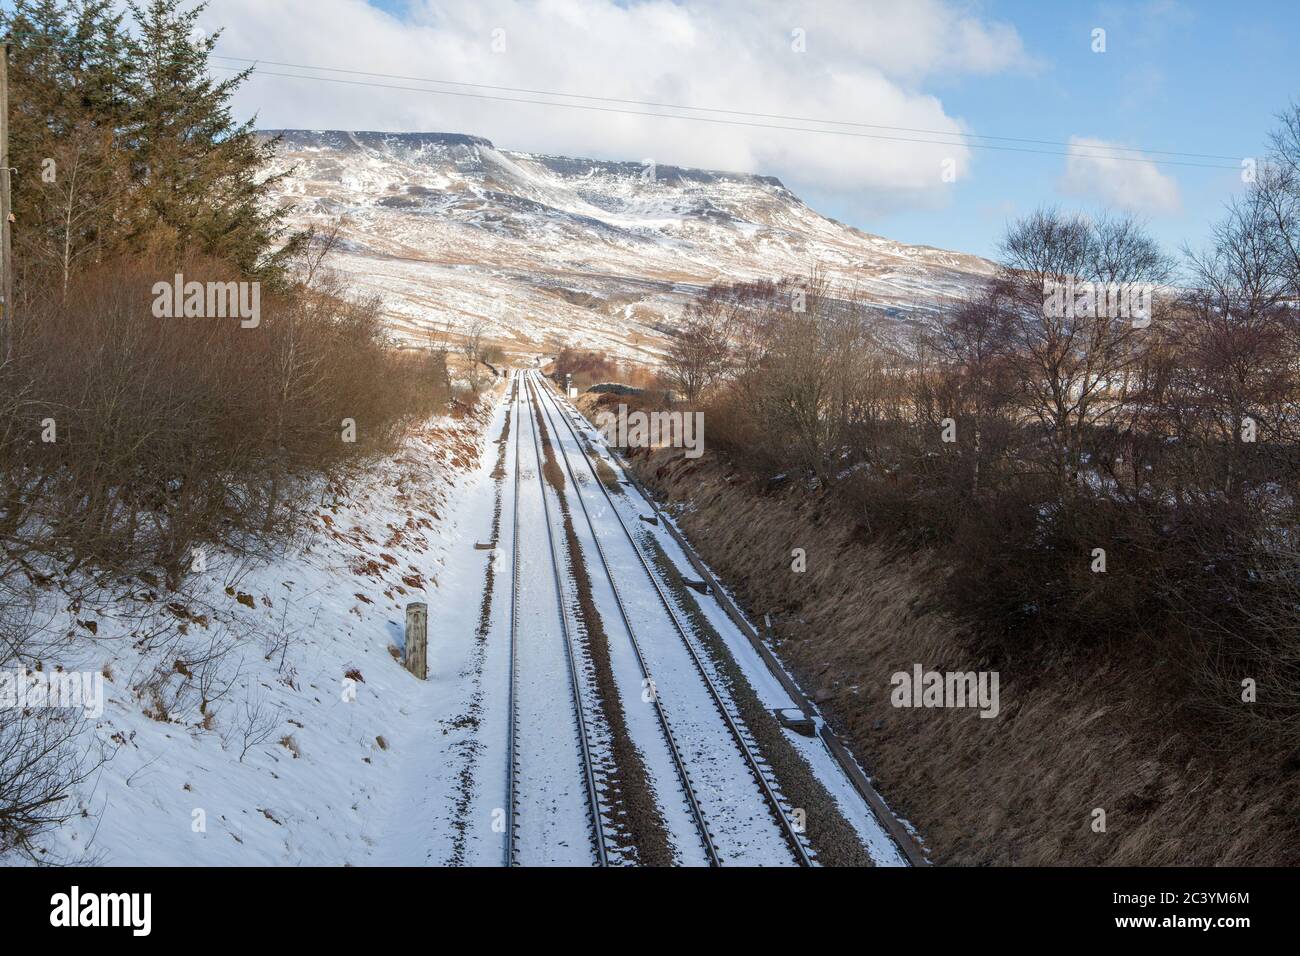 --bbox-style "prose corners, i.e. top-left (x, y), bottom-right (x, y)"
top-left (507, 370), bottom-right (609, 866)
top-left (528, 373), bottom-right (721, 866)
top-left (505, 372), bottom-right (520, 866)
top-left (529, 371), bottom-right (814, 866)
